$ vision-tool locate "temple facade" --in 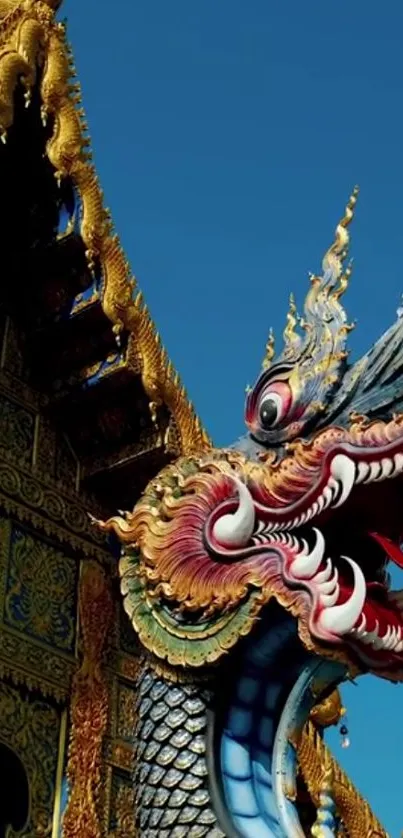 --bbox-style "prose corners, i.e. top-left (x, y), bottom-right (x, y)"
top-left (0, 1), bottom-right (207, 834)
